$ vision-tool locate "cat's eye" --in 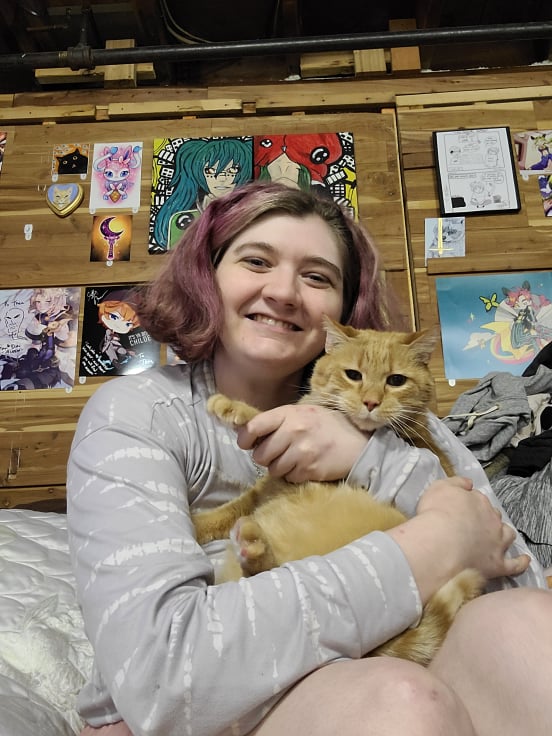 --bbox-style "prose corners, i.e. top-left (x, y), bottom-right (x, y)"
top-left (387, 374), bottom-right (407, 386)
top-left (344, 369), bottom-right (363, 381)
